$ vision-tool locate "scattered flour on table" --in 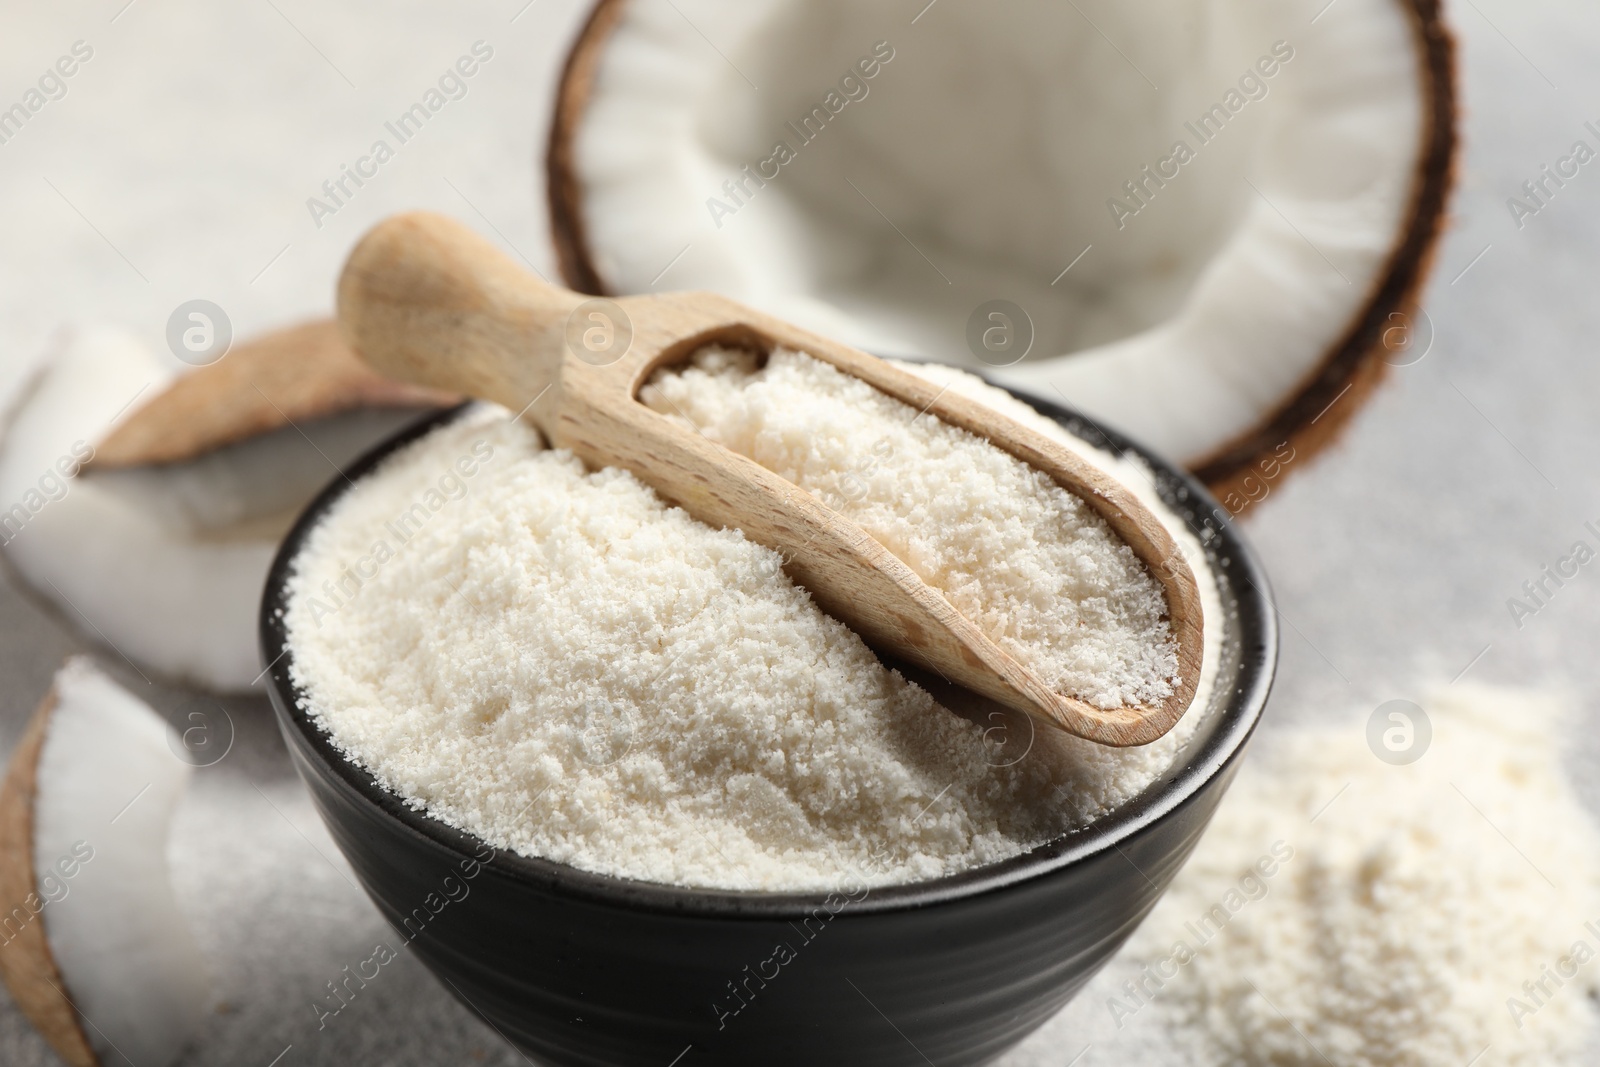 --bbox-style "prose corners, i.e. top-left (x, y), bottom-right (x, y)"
top-left (1118, 684), bottom-right (1600, 1066)
top-left (642, 345), bottom-right (1178, 710)
top-left (285, 365), bottom-right (1222, 892)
